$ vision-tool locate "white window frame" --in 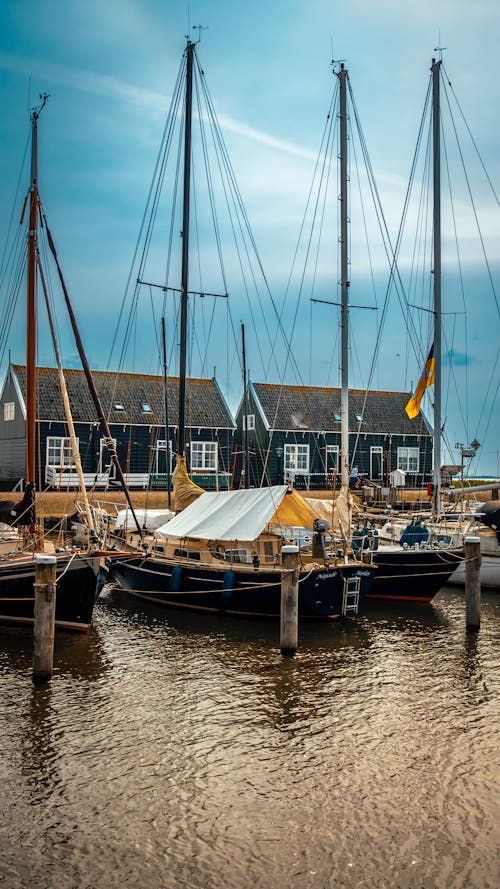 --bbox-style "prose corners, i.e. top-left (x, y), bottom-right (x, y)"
top-left (243, 413), bottom-right (255, 431)
top-left (370, 445), bottom-right (384, 479)
top-left (325, 444), bottom-right (339, 472)
top-left (397, 446), bottom-right (419, 473)
top-left (155, 439), bottom-right (173, 474)
top-left (3, 402), bottom-right (15, 421)
top-left (46, 436), bottom-right (77, 469)
top-left (284, 443), bottom-right (309, 474)
top-left (190, 441), bottom-right (218, 471)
